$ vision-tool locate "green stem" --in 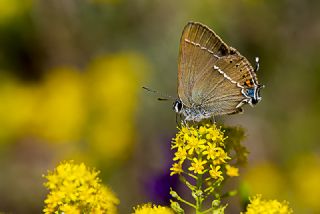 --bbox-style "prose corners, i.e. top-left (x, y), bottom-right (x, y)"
top-left (180, 175), bottom-right (196, 191)
top-left (185, 172), bottom-right (198, 179)
top-left (177, 196), bottom-right (196, 208)
top-left (202, 207), bottom-right (215, 214)
top-left (195, 147), bottom-right (205, 214)
top-left (196, 173), bottom-right (202, 189)
top-left (196, 172), bottom-right (203, 213)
